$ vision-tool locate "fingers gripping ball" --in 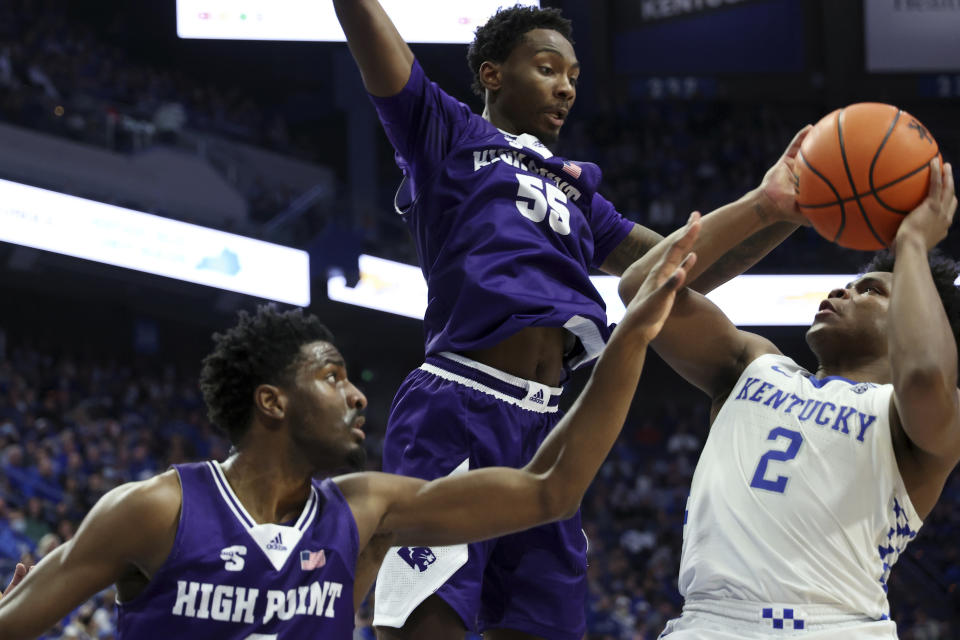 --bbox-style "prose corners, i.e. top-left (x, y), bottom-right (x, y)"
top-left (796, 102), bottom-right (940, 250)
